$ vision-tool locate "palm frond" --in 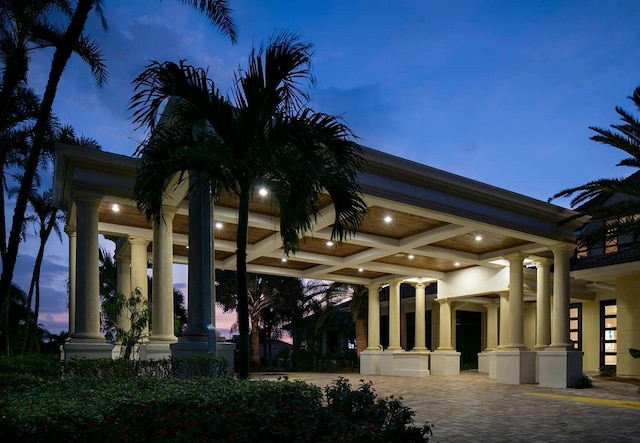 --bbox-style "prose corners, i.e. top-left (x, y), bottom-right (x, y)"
top-left (176, 0), bottom-right (237, 43)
